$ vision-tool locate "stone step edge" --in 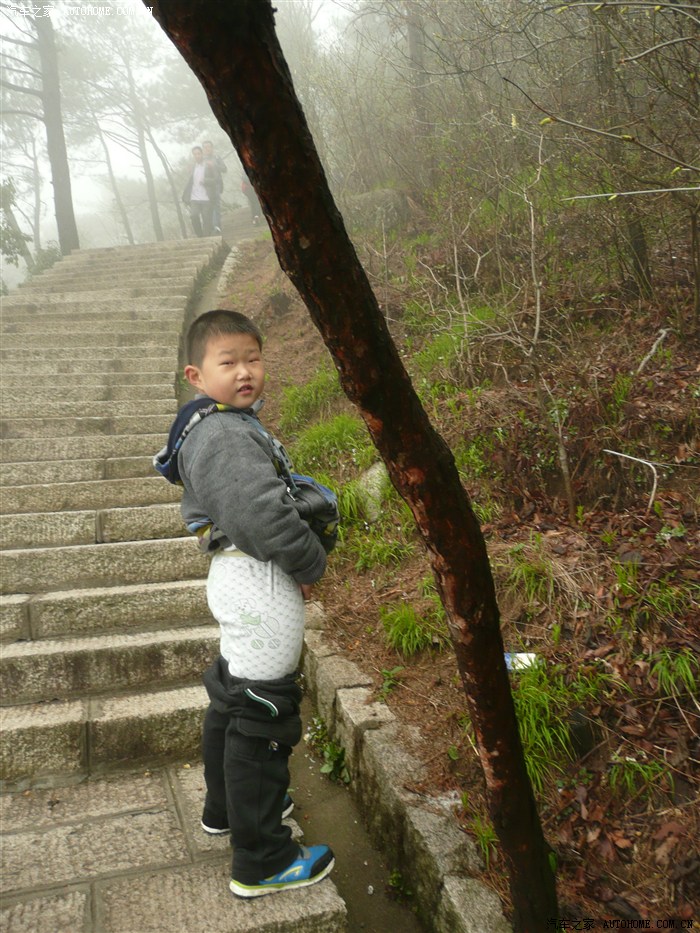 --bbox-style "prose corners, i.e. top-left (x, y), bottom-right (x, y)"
top-left (301, 611), bottom-right (512, 933)
top-left (0, 502), bottom-right (183, 550)
top-left (2, 578), bottom-right (207, 643)
top-left (0, 683), bottom-right (209, 790)
top-left (0, 625), bottom-right (219, 706)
